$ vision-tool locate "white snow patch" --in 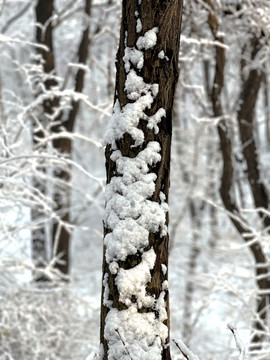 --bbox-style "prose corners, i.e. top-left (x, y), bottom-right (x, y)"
top-left (104, 305), bottom-right (168, 360)
top-left (109, 261), bottom-right (119, 275)
top-left (123, 47), bottom-right (144, 72)
top-left (105, 27), bottom-right (166, 148)
top-left (104, 142), bottom-right (168, 262)
top-left (116, 248), bottom-right (156, 308)
top-left (162, 280), bottom-right (168, 291)
top-left (104, 220), bottom-right (149, 262)
top-left (136, 18), bottom-right (142, 33)
top-left (147, 107), bottom-right (166, 134)
top-left (85, 353), bottom-right (100, 360)
top-left (125, 70), bottom-right (152, 100)
top-left (161, 264), bottom-right (167, 275)
top-left (158, 51), bottom-right (169, 61)
top-left (103, 273), bottom-right (113, 308)
top-left (155, 291), bottom-right (167, 322)
top-left (137, 27), bottom-right (159, 50)
top-left (158, 51), bottom-right (165, 59)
